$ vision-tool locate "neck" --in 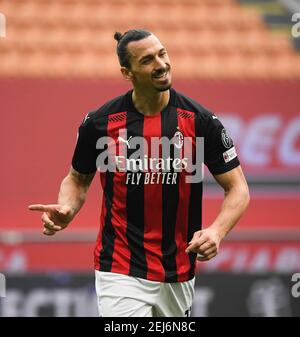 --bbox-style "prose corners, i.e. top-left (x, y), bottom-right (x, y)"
top-left (132, 88), bottom-right (170, 116)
